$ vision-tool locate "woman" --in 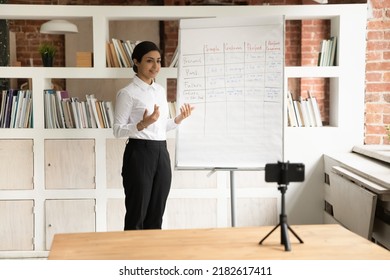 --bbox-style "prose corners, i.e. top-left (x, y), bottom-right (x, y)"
top-left (113, 41), bottom-right (193, 230)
